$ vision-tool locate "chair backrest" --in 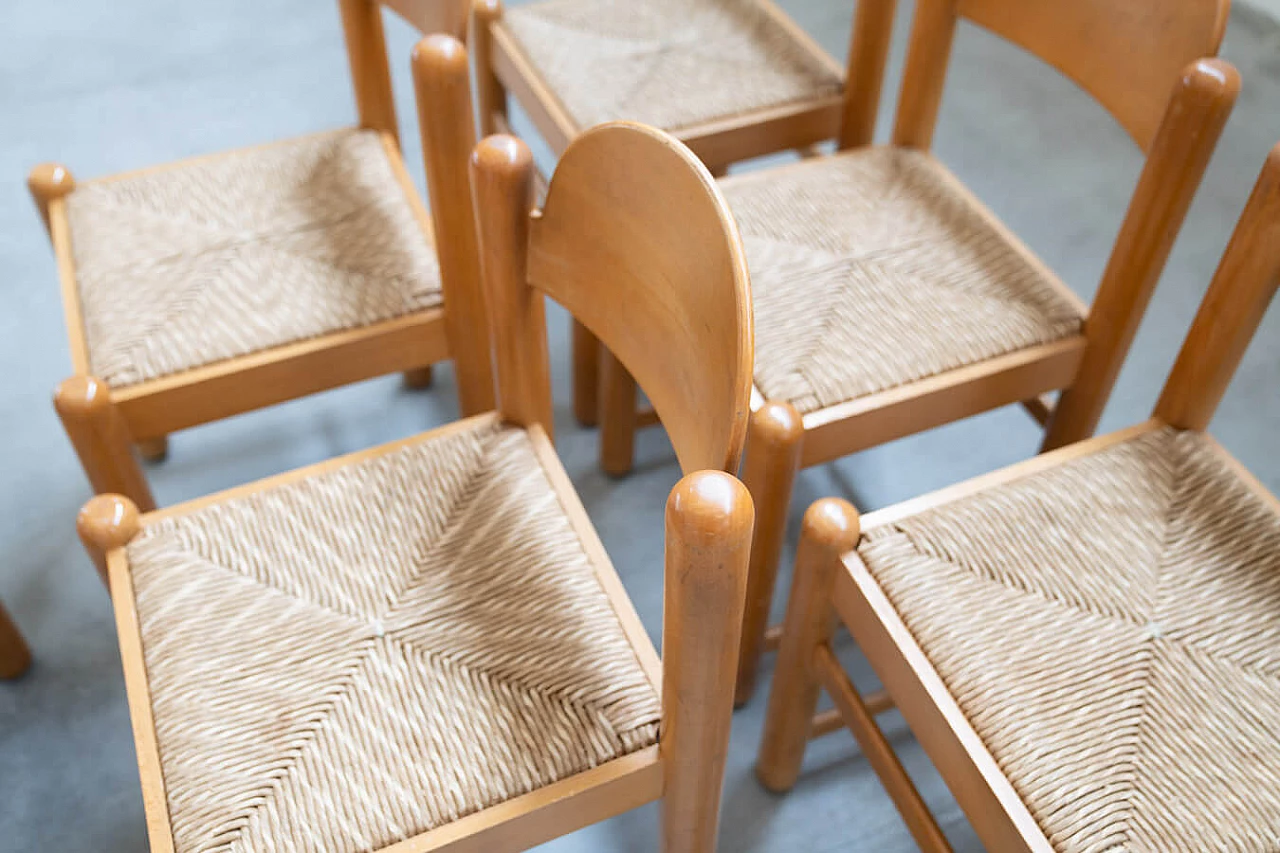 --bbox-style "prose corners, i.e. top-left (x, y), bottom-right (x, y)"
top-left (1156, 143), bottom-right (1280, 432)
top-left (891, 0), bottom-right (1230, 151)
top-left (338, 0), bottom-right (470, 142)
top-left (471, 124), bottom-right (755, 475)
